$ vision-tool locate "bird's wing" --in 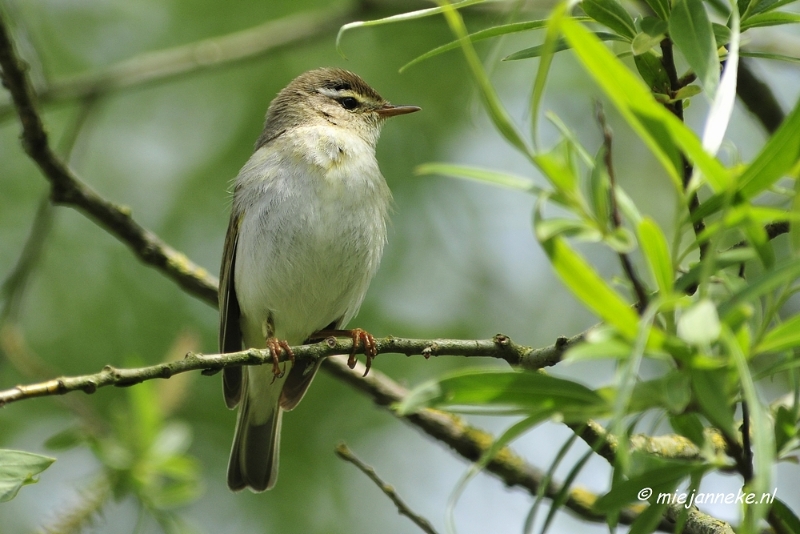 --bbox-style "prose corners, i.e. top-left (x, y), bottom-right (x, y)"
top-left (219, 211), bottom-right (244, 409)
